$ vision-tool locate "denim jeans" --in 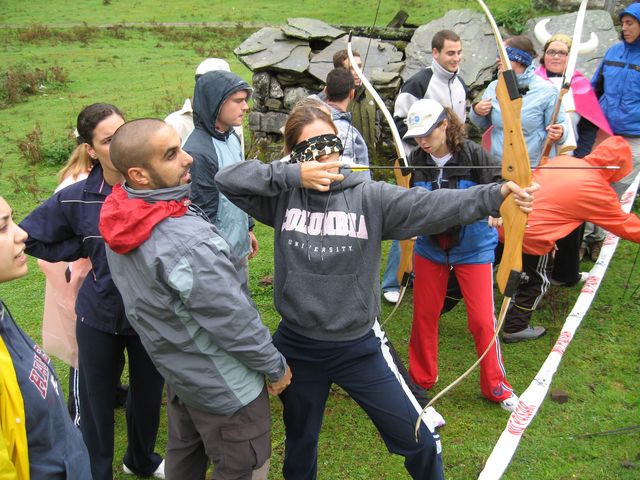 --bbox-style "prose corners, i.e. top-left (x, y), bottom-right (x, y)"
top-left (381, 240), bottom-right (401, 292)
